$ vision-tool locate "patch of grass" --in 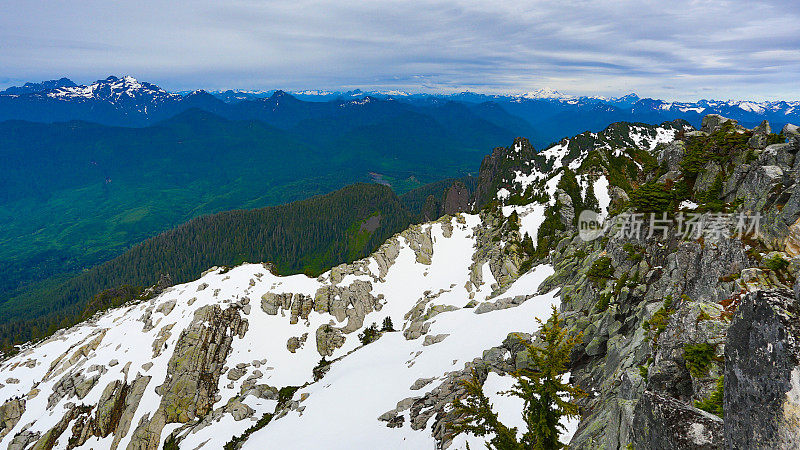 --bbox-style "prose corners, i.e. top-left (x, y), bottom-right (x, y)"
top-left (684, 343), bottom-right (716, 378)
top-left (695, 376), bottom-right (724, 417)
top-left (629, 182), bottom-right (674, 213)
top-left (764, 254), bottom-right (790, 272)
top-left (642, 295), bottom-right (675, 343)
top-left (622, 243), bottom-right (644, 263)
top-left (587, 256), bottom-right (615, 282)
